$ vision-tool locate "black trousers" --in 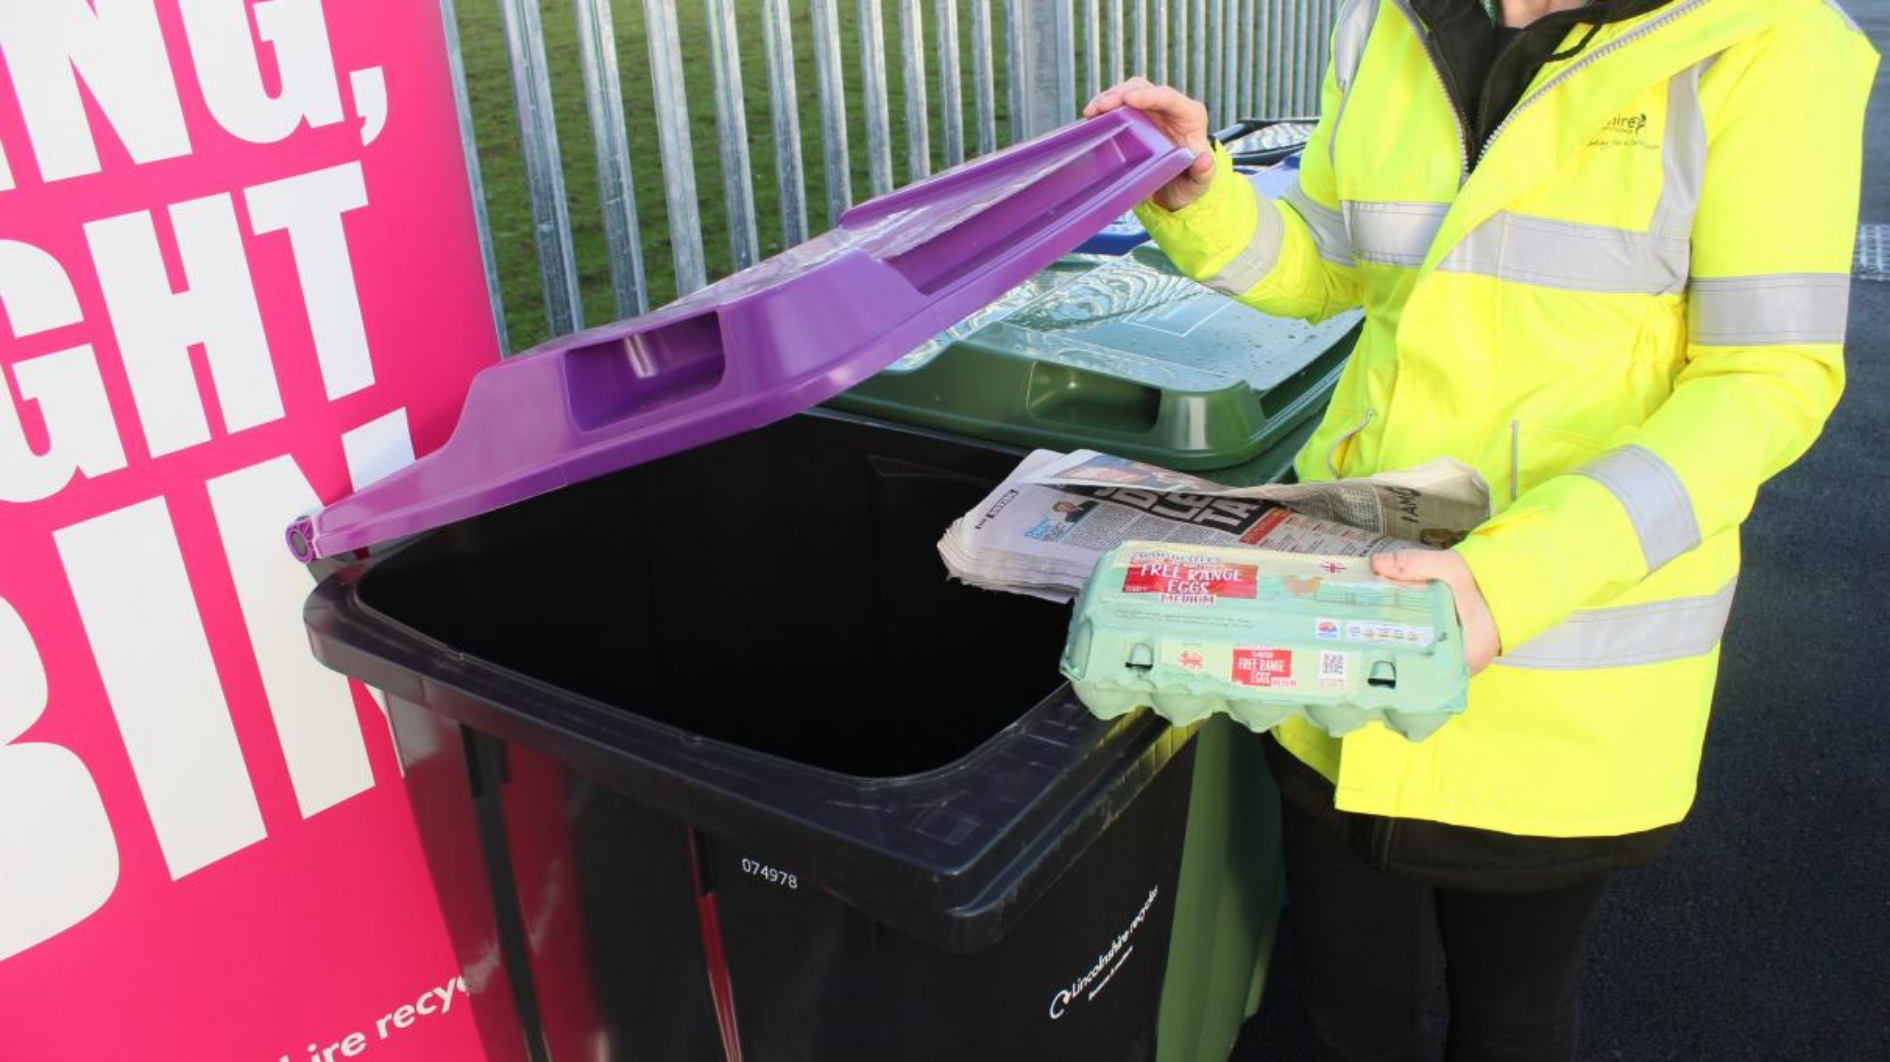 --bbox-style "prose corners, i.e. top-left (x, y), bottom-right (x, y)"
top-left (1280, 794), bottom-right (1610, 1062)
